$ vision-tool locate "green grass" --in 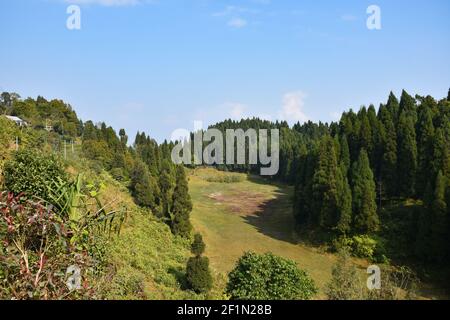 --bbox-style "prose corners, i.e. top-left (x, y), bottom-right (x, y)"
top-left (189, 168), bottom-right (341, 298)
